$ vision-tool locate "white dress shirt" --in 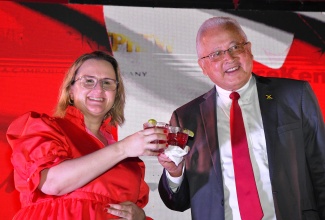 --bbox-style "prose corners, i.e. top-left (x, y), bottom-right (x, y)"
top-left (167, 76), bottom-right (277, 220)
